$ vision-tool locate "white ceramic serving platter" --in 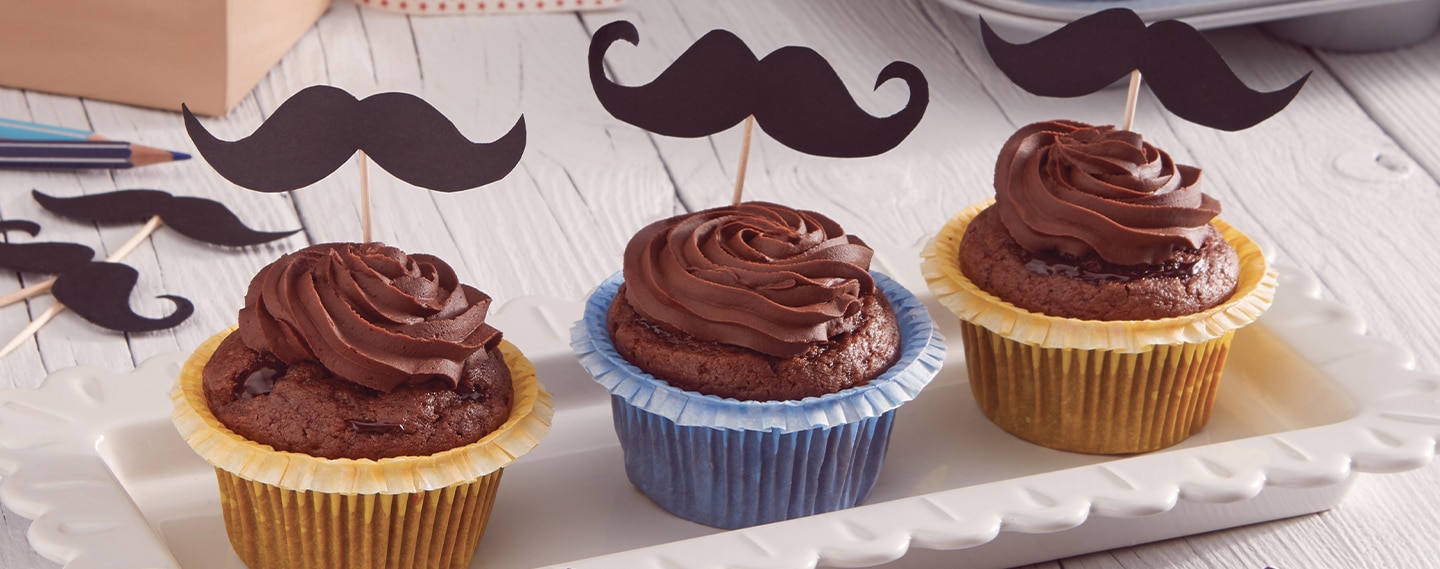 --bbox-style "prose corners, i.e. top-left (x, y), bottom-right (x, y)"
top-left (2, 245), bottom-right (1438, 569)
top-left (936, 0), bottom-right (1440, 50)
